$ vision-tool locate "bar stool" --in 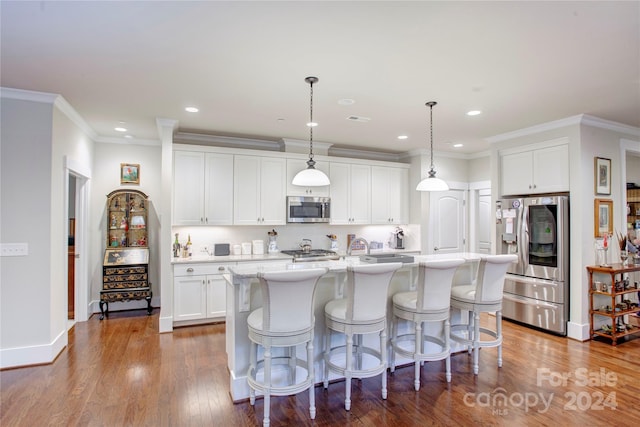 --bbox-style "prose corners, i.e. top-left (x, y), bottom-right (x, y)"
top-left (247, 267), bottom-right (328, 427)
top-left (449, 254), bottom-right (517, 375)
top-left (390, 258), bottom-right (465, 390)
top-left (323, 262), bottom-right (402, 411)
